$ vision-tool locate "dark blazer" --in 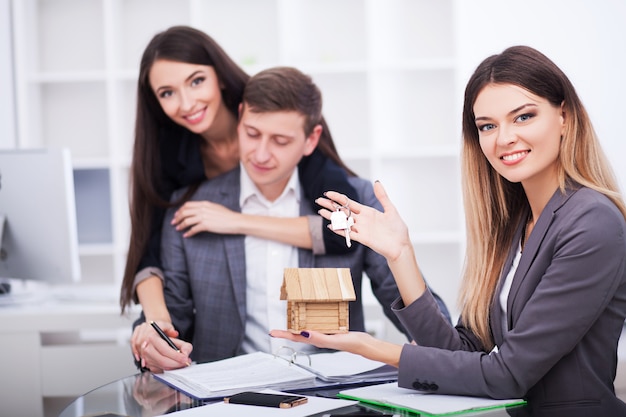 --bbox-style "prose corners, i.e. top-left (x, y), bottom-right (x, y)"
top-left (149, 166), bottom-right (450, 364)
top-left (392, 185), bottom-right (626, 417)
top-left (137, 128), bottom-right (358, 275)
